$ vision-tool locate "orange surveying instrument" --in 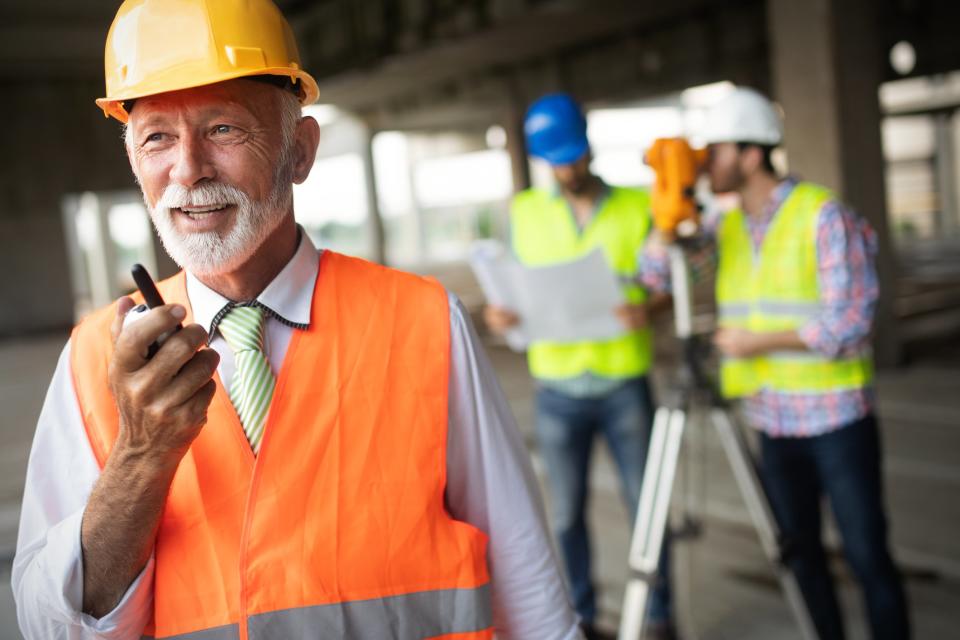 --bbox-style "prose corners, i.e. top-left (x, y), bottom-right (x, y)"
top-left (644, 137), bottom-right (707, 239)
